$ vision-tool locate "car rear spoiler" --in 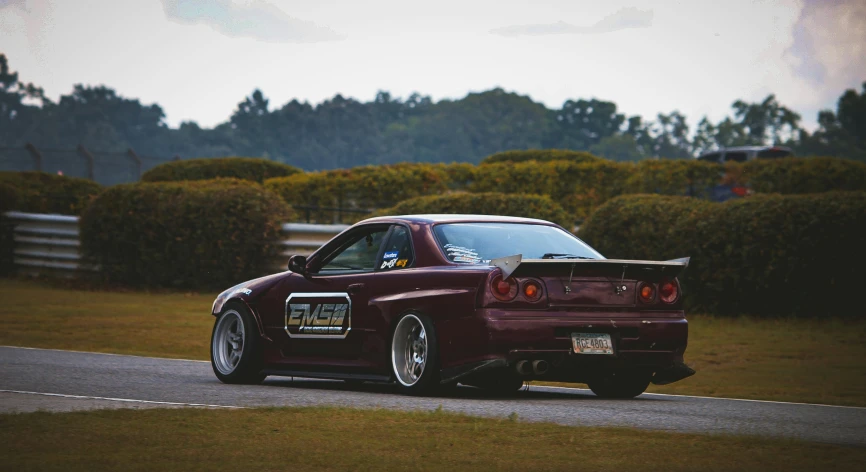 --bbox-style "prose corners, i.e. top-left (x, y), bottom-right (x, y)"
top-left (489, 255), bottom-right (690, 279)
